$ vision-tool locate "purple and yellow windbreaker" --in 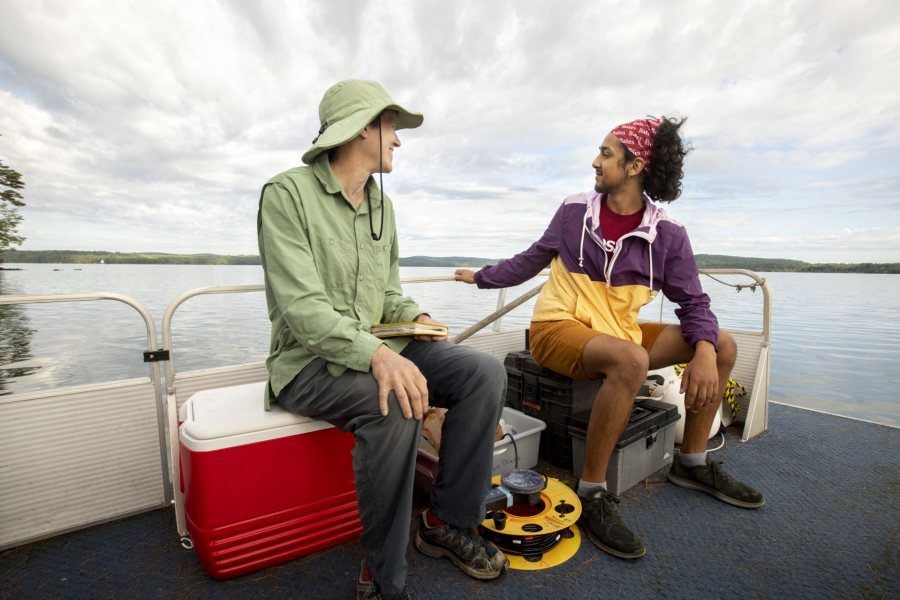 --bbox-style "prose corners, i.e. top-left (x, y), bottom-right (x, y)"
top-left (475, 190), bottom-right (719, 349)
